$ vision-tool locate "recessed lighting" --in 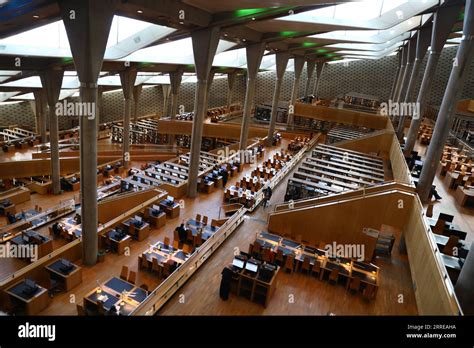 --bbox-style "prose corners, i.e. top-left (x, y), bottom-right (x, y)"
top-left (251, 17), bottom-right (255, 20)
top-left (224, 33), bottom-right (228, 37)
top-left (242, 38), bottom-right (246, 42)
top-left (137, 10), bottom-right (143, 14)
top-left (33, 15), bottom-right (39, 19)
